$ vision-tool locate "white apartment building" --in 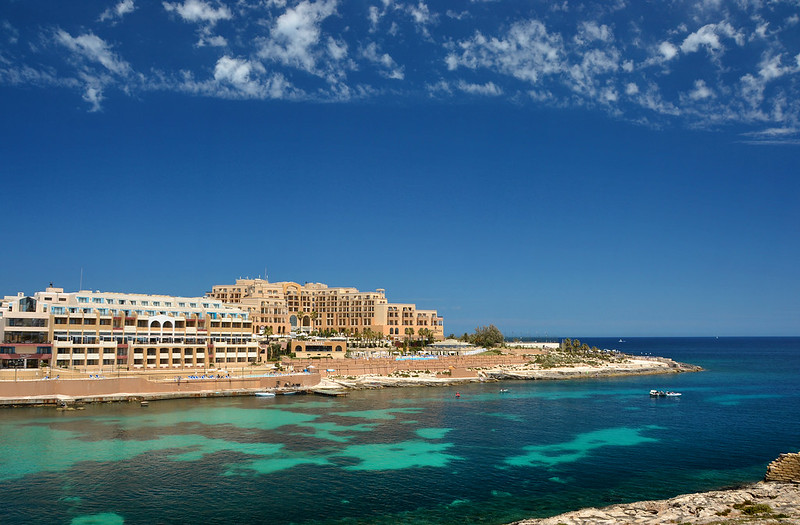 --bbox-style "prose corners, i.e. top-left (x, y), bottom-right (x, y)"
top-left (0, 286), bottom-right (258, 370)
